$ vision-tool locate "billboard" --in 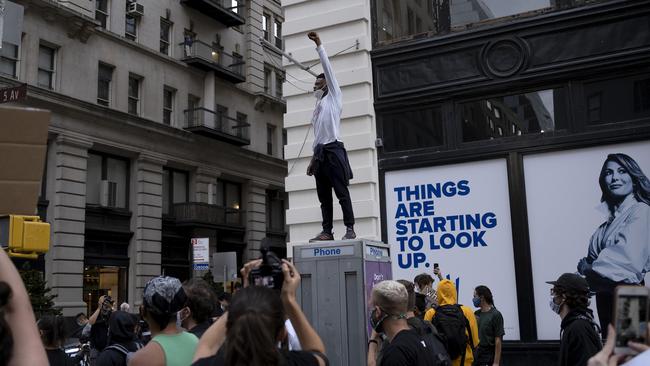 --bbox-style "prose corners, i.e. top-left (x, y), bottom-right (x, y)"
top-left (384, 158), bottom-right (521, 340)
top-left (524, 140), bottom-right (650, 340)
